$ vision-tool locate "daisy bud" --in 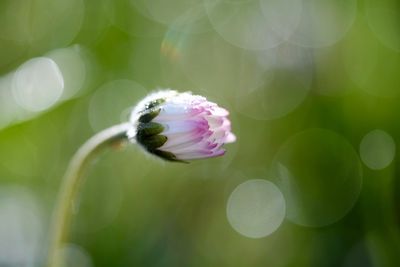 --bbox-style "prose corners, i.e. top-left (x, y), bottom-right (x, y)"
top-left (128, 90), bottom-right (236, 162)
